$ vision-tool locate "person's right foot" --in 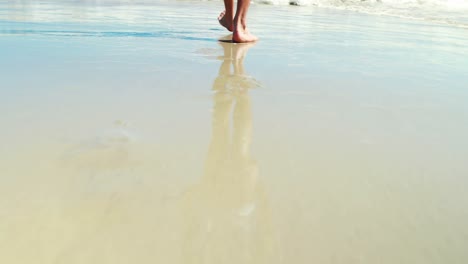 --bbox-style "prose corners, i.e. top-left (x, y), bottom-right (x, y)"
top-left (232, 30), bottom-right (258, 43)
